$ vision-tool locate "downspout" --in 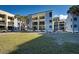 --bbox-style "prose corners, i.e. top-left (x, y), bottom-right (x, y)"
top-left (72, 14), bottom-right (74, 33)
